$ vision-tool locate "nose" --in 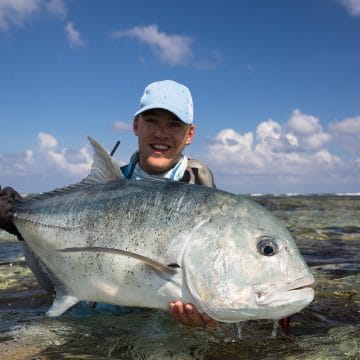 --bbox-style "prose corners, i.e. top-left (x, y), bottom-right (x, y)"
top-left (154, 125), bottom-right (169, 139)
